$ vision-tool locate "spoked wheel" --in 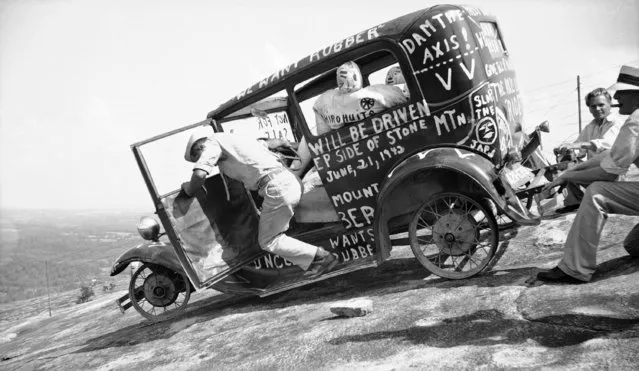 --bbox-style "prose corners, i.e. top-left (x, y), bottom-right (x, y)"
top-left (129, 263), bottom-right (191, 321)
top-left (409, 193), bottom-right (499, 279)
